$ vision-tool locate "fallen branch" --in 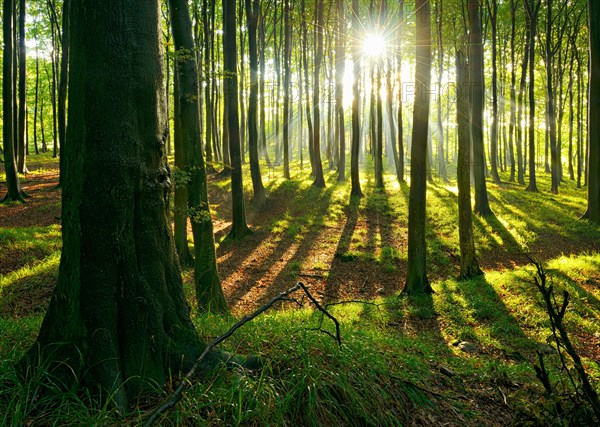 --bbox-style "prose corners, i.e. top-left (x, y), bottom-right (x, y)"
top-left (143, 282), bottom-right (340, 427)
